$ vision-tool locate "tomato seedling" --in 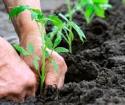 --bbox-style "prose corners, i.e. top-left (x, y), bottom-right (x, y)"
top-left (66, 0), bottom-right (112, 23)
